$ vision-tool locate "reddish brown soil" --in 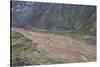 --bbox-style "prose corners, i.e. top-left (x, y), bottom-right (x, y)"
top-left (12, 28), bottom-right (96, 62)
